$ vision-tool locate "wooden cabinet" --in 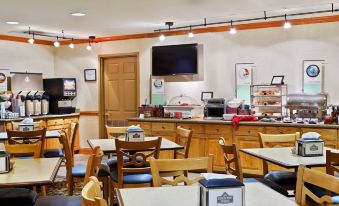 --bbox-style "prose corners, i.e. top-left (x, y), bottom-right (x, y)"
top-left (301, 128), bottom-right (338, 149)
top-left (177, 123), bottom-right (205, 158)
top-left (151, 122), bottom-right (176, 159)
top-left (234, 126), bottom-right (264, 176)
top-left (128, 121), bottom-right (151, 135)
top-left (265, 127), bottom-right (299, 134)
